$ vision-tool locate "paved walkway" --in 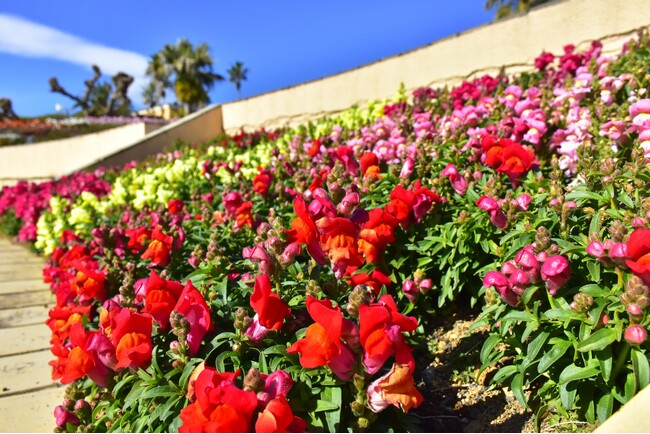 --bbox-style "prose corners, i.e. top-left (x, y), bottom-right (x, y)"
top-left (0, 237), bottom-right (62, 432)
